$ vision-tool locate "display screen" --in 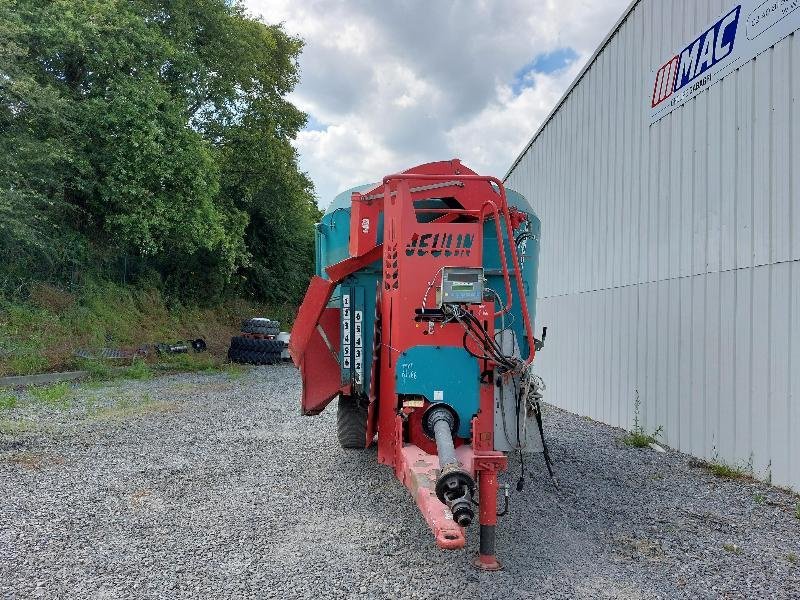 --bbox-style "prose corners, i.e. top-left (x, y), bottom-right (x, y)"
top-left (449, 273), bottom-right (479, 283)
